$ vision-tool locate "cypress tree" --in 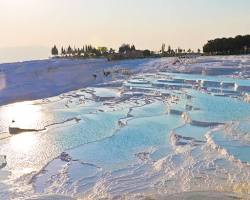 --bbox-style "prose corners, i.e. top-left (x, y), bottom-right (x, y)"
top-left (51, 45), bottom-right (59, 56)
